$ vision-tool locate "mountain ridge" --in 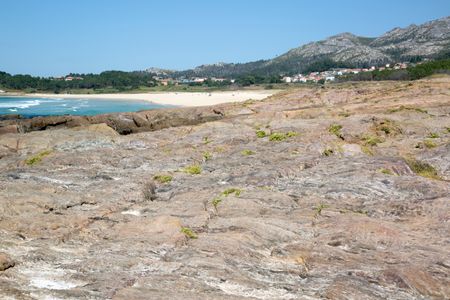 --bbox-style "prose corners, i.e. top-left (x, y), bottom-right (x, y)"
top-left (162, 16), bottom-right (450, 78)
